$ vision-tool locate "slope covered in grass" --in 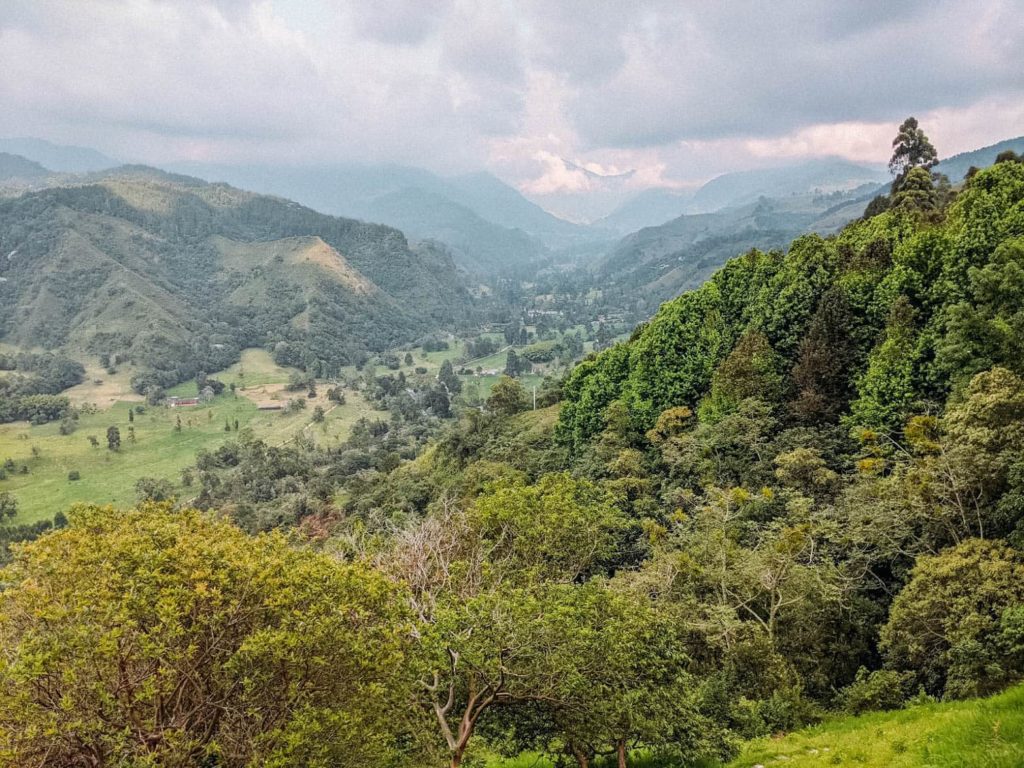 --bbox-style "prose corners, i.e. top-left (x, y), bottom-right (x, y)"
top-left (729, 684), bottom-right (1024, 768)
